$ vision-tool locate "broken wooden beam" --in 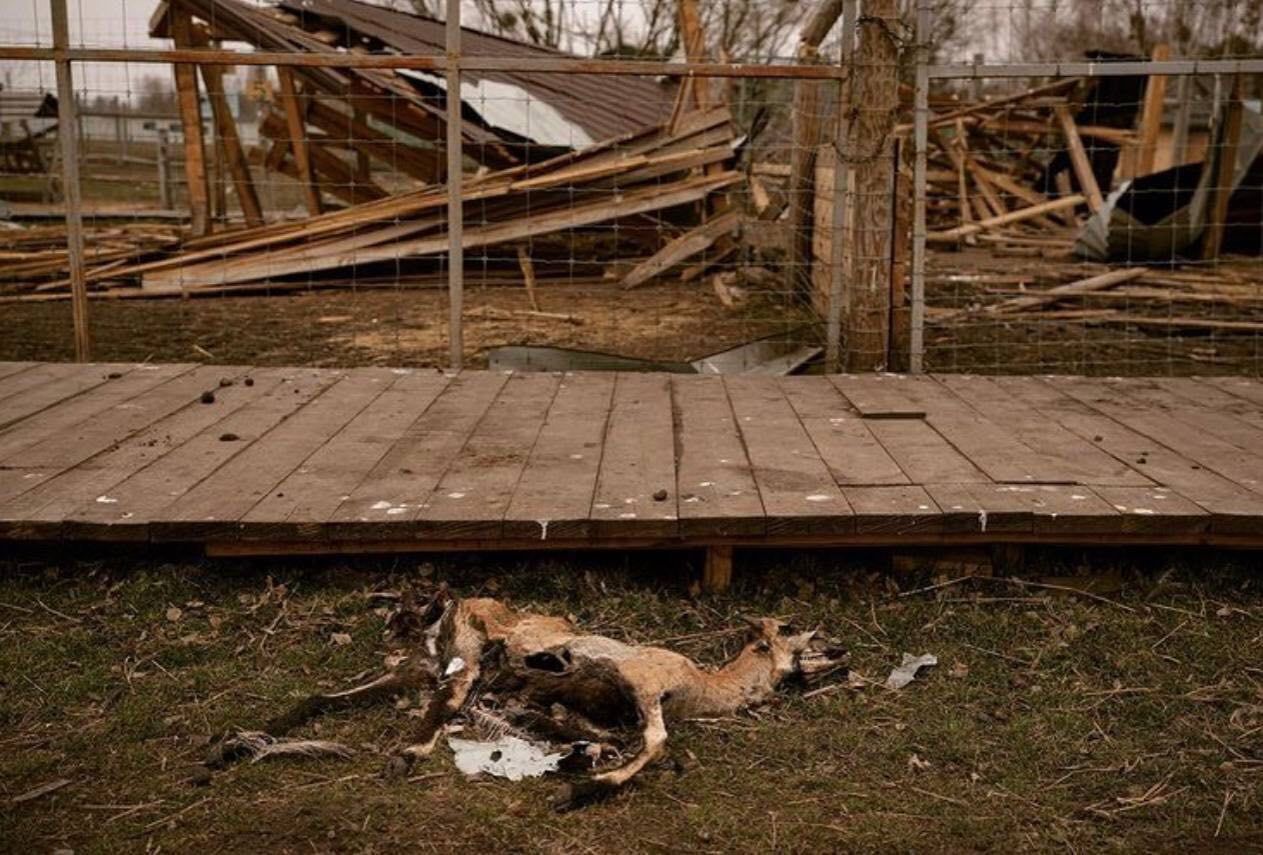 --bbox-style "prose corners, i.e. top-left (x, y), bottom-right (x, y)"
top-left (1054, 104), bottom-right (1104, 213)
top-left (622, 210), bottom-right (739, 290)
top-left (927, 194), bottom-right (1085, 243)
